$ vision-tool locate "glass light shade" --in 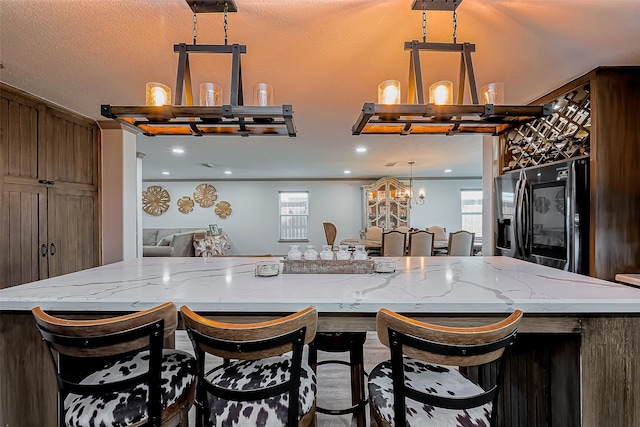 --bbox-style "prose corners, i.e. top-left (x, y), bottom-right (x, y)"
top-left (254, 83), bottom-right (274, 106)
top-left (429, 80), bottom-right (453, 105)
top-left (378, 80), bottom-right (401, 104)
top-left (418, 187), bottom-right (425, 199)
top-left (145, 82), bottom-right (171, 106)
top-left (199, 82), bottom-right (223, 106)
top-left (480, 82), bottom-right (505, 105)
